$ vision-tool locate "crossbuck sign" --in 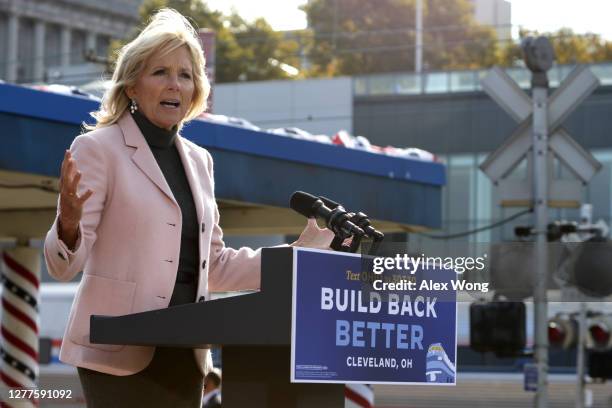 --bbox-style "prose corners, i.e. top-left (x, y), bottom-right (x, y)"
top-left (479, 66), bottom-right (602, 207)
